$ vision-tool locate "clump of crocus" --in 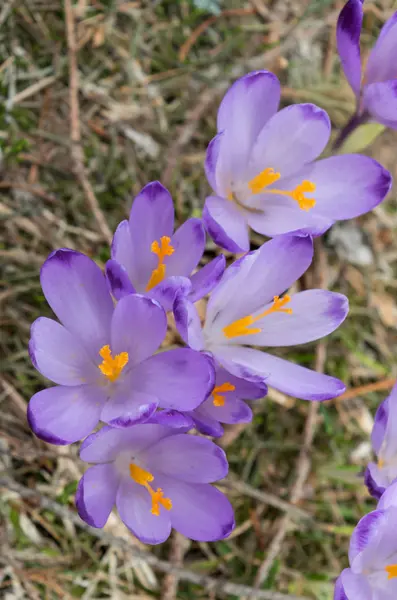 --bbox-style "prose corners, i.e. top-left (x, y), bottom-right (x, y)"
top-left (76, 423), bottom-right (235, 544)
top-left (174, 235), bottom-right (348, 401)
top-left (365, 383), bottom-right (397, 499)
top-left (203, 70), bottom-right (391, 251)
top-left (106, 181), bottom-right (225, 310)
top-left (337, 2), bottom-right (397, 137)
top-left (28, 249), bottom-right (215, 444)
top-left (334, 480), bottom-right (397, 600)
